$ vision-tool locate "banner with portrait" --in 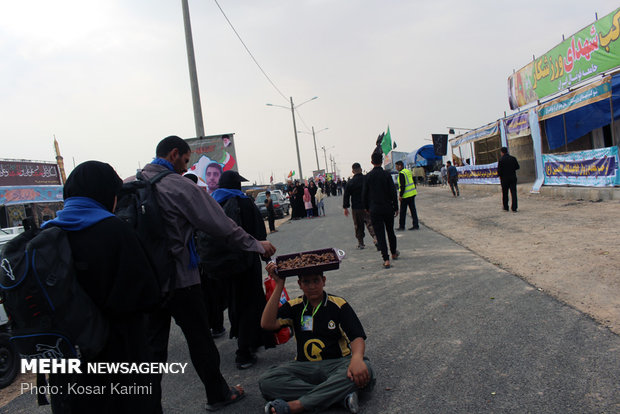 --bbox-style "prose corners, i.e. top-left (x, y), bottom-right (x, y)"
top-left (185, 134), bottom-right (238, 194)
